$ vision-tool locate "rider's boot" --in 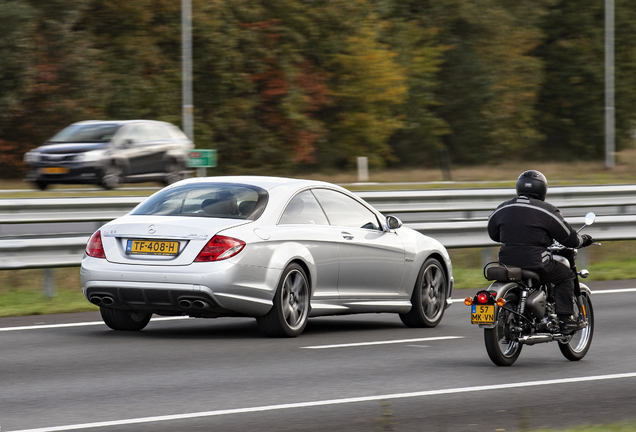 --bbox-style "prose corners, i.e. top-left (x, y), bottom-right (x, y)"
top-left (558, 314), bottom-right (585, 334)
